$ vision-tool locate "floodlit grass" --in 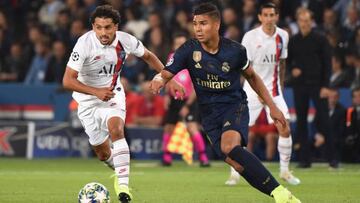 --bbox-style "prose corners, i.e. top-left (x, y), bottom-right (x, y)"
top-left (0, 158), bottom-right (359, 202)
